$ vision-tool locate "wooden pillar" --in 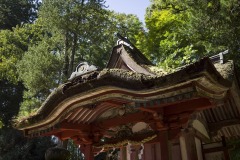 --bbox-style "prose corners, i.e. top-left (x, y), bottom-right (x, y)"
top-left (82, 144), bottom-right (94, 160)
top-left (171, 142), bottom-right (182, 160)
top-left (223, 150), bottom-right (230, 160)
top-left (143, 143), bottom-right (154, 160)
top-left (159, 130), bottom-right (170, 160)
top-left (126, 144), bottom-right (131, 160)
top-left (179, 129), bottom-right (198, 160)
top-left (222, 136), bottom-right (230, 160)
top-left (119, 144), bottom-right (140, 160)
top-left (130, 145), bottom-right (142, 160)
top-left (119, 146), bottom-right (127, 160)
top-left (195, 138), bottom-right (203, 160)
